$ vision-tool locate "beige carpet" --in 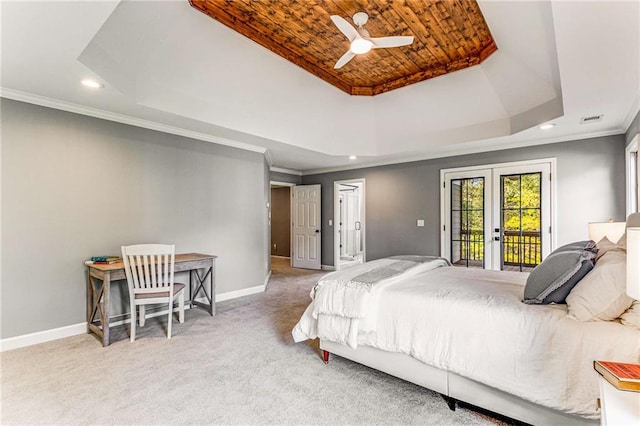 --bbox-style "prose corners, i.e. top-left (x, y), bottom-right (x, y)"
top-left (1, 257), bottom-right (507, 425)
